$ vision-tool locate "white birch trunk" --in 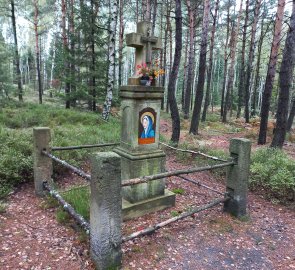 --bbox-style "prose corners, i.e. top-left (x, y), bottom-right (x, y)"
top-left (102, 0), bottom-right (118, 120)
